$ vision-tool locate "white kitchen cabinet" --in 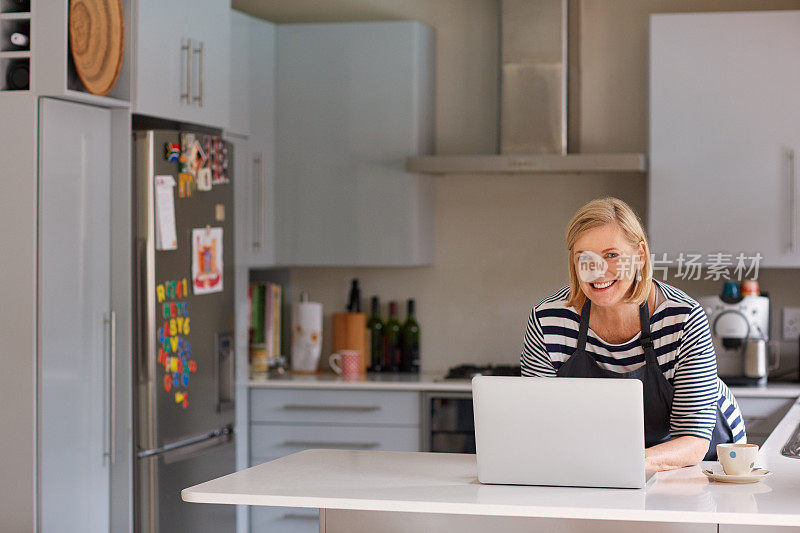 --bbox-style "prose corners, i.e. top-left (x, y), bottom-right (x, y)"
top-left (228, 11), bottom-right (251, 137)
top-left (133, 0), bottom-right (230, 128)
top-left (275, 22), bottom-right (435, 266)
top-left (649, 11), bottom-right (800, 267)
top-left (38, 98), bottom-right (112, 533)
top-left (230, 11), bottom-right (276, 268)
top-left (248, 387), bottom-right (421, 533)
